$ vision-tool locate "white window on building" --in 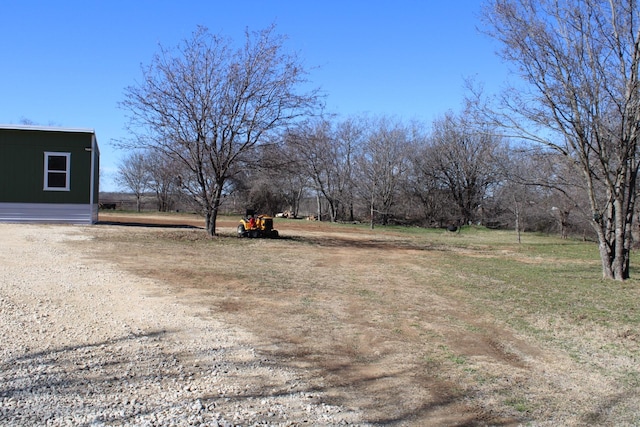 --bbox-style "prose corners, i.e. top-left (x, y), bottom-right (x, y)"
top-left (44, 152), bottom-right (71, 191)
